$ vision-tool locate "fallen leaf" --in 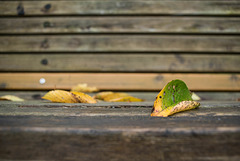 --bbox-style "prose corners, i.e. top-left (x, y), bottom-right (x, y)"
top-left (93, 91), bottom-right (114, 100)
top-left (94, 92), bottom-right (143, 102)
top-left (191, 92), bottom-right (201, 101)
top-left (0, 95), bottom-right (24, 101)
top-left (151, 79), bottom-right (200, 117)
top-left (42, 90), bottom-right (79, 103)
top-left (152, 101), bottom-right (200, 117)
top-left (102, 93), bottom-right (129, 101)
top-left (107, 96), bottom-right (143, 102)
top-left (42, 90), bottom-right (96, 103)
top-left (71, 91), bottom-right (97, 104)
top-left (71, 83), bottom-right (99, 93)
